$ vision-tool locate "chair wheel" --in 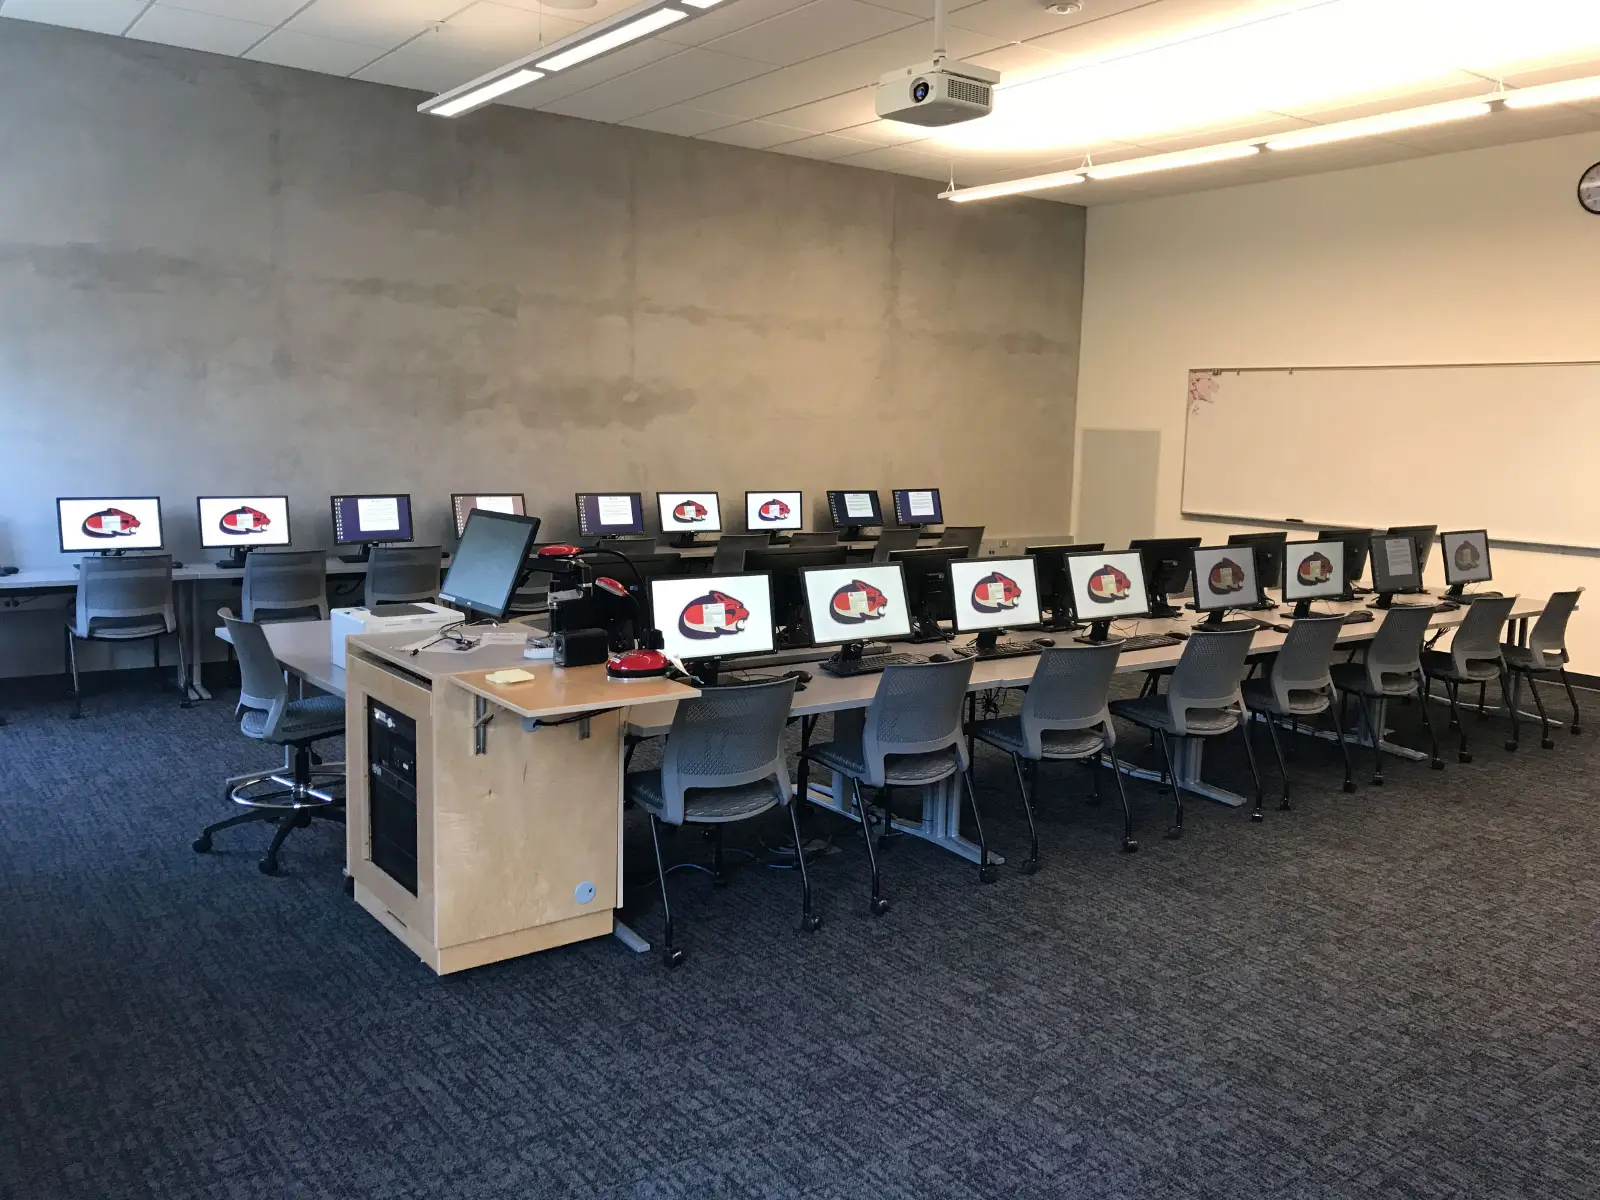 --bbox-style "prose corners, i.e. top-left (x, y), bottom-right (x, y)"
top-left (192, 835), bottom-right (212, 854)
top-left (1571, 725), bottom-right (1583, 736)
top-left (258, 857), bottom-right (280, 876)
top-left (1504, 741), bottom-right (1518, 752)
top-left (1430, 758), bottom-right (1445, 771)
top-left (1277, 801), bottom-right (1292, 812)
top-left (343, 875), bottom-right (355, 898)
top-left (869, 897), bottom-right (890, 916)
top-left (1541, 738), bottom-right (1555, 750)
top-left (1343, 780), bottom-right (1357, 794)
top-left (1372, 776), bottom-right (1385, 787)
top-left (1021, 859), bottom-right (1039, 876)
top-left (1122, 839), bottom-right (1139, 853)
top-left (664, 948), bottom-right (685, 969)
top-left (1458, 753), bottom-right (1473, 763)
top-left (979, 864), bottom-right (998, 884)
top-left (1165, 826), bottom-right (1183, 840)
top-left (801, 914), bottom-right (822, 933)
